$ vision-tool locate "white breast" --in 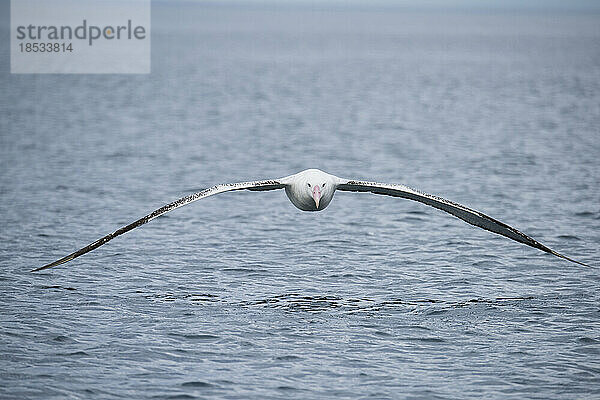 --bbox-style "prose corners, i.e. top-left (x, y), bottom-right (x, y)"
top-left (285, 185), bottom-right (318, 211)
